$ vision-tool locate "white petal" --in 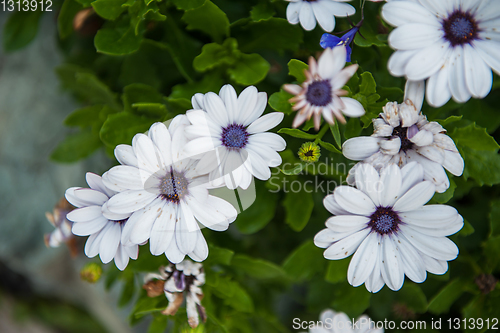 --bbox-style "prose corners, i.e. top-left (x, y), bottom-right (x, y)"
top-left (72, 217), bottom-right (108, 236)
top-left (67, 206), bottom-right (103, 223)
top-left (312, 2), bottom-right (335, 32)
top-left (115, 144), bottom-right (138, 167)
top-left (393, 181), bottom-right (435, 212)
top-left (165, 236), bottom-right (186, 264)
top-left (421, 253), bottom-right (448, 275)
top-left (204, 92), bottom-right (229, 127)
top-left (416, 145), bottom-right (445, 164)
top-left (103, 165), bottom-right (147, 191)
top-left (388, 50), bottom-right (419, 77)
top-left (314, 228), bottom-right (339, 248)
top-left (405, 150), bottom-right (449, 193)
top-left (320, 1), bottom-right (355, 17)
top-left (379, 137), bottom-right (401, 155)
top-left (130, 199), bottom-right (164, 245)
top-left (219, 84), bottom-right (238, 124)
top-left (188, 229), bottom-right (209, 262)
top-left (334, 186), bottom-right (376, 216)
top-left (463, 44), bottom-right (492, 98)
top-left (355, 163), bottom-right (381, 206)
top-left (398, 162), bottom-right (424, 197)
top-left (404, 80), bottom-right (425, 112)
top-left (149, 204), bottom-right (176, 255)
top-left (382, 1), bottom-right (441, 27)
top-left (99, 223), bottom-right (121, 264)
top-left (299, 2), bottom-right (316, 31)
top-left (84, 231), bottom-right (106, 258)
top-left (114, 245), bottom-right (130, 271)
top-left (319, 47), bottom-right (345, 79)
top-left (388, 24), bottom-right (443, 50)
top-left (426, 61), bottom-right (452, 107)
top-left (240, 89), bottom-right (267, 126)
top-left (442, 150), bottom-right (464, 176)
top-left (474, 39), bottom-right (500, 76)
top-left (183, 137), bottom-right (218, 158)
top-left (405, 215), bottom-right (463, 237)
top-left (326, 215), bottom-right (370, 233)
top-left (380, 234), bottom-right (404, 291)
top-left (379, 164), bottom-right (402, 207)
top-left (400, 204), bottom-right (460, 227)
top-left (405, 42), bottom-right (450, 81)
top-left (323, 228), bottom-right (371, 260)
top-left (86, 173), bottom-right (114, 198)
top-left (191, 93), bottom-right (205, 109)
top-left (286, 1), bottom-right (302, 24)
top-left (246, 112), bottom-right (284, 134)
top-left (323, 194), bottom-right (351, 215)
top-left (342, 137), bottom-right (380, 161)
top-left (106, 190), bottom-right (157, 214)
top-left (248, 132), bottom-right (286, 151)
top-left (246, 149), bottom-right (271, 180)
top-left (340, 97), bottom-right (365, 118)
top-left (448, 47), bottom-right (471, 104)
top-left (410, 129), bottom-right (434, 147)
top-left (133, 134), bottom-right (162, 175)
top-left (398, 234), bottom-right (427, 283)
top-left (148, 122), bottom-right (173, 168)
top-left (348, 232), bottom-right (379, 287)
top-left (73, 188), bottom-right (108, 206)
top-left (399, 224), bottom-right (459, 261)
top-left (417, 0), bottom-right (450, 17)
top-left (175, 201), bottom-right (199, 254)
